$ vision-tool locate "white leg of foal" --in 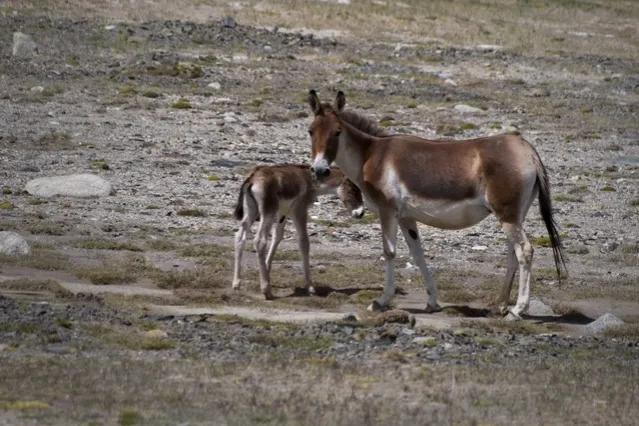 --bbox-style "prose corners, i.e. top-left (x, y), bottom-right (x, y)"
top-left (502, 223), bottom-right (534, 318)
top-left (399, 219), bottom-right (440, 312)
top-left (369, 213), bottom-right (398, 311)
top-left (265, 217), bottom-right (286, 273)
top-left (293, 209), bottom-right (312, 292)
top-left (232, 217), bottom-right (252, 290)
